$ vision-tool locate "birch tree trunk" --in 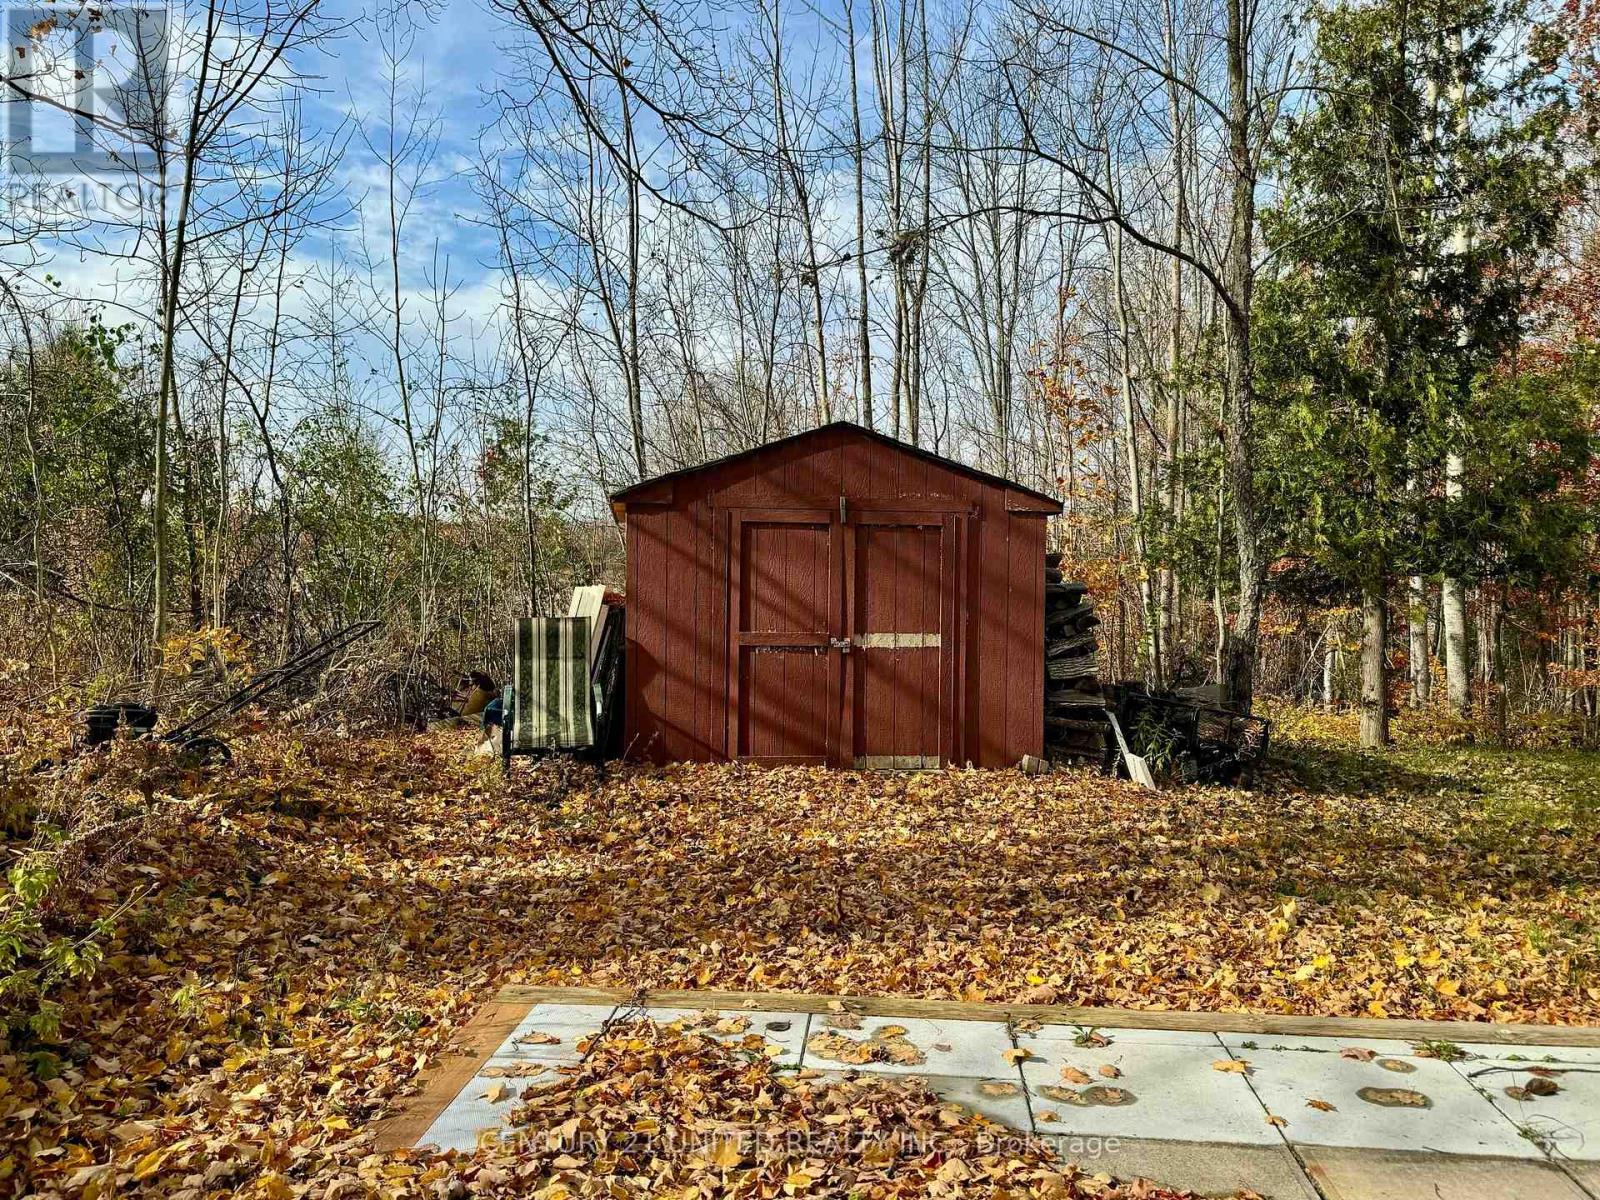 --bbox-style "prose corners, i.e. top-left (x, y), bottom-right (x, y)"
top-left (1361, 584), bottom-right (1389, 748)
top-left (1408, 574), bottom-right (1431, 704)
